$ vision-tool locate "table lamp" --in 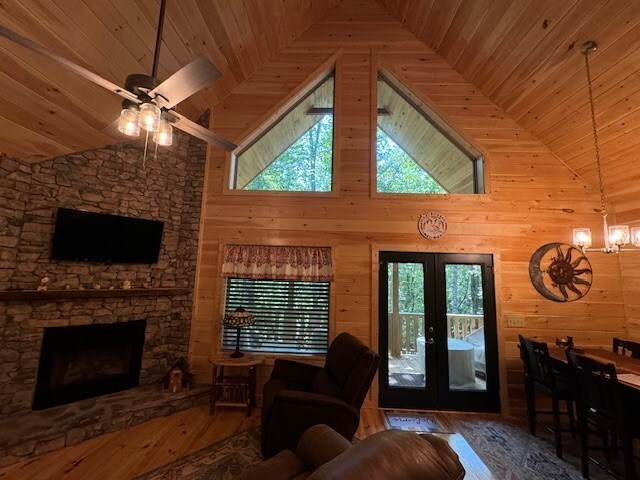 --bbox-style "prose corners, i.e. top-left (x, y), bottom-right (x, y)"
top-left (223, 307), bottom-right (255, 358)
